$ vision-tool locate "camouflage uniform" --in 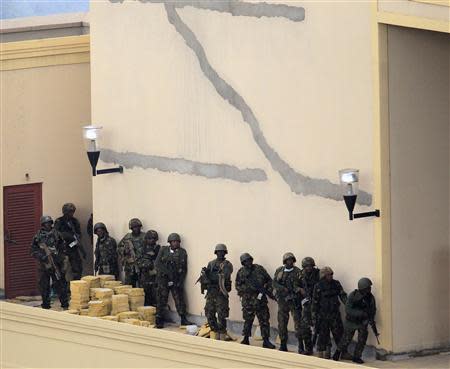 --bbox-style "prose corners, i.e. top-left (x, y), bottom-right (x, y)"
top-left (202, 257), bottom-right (233, 333)
top-left (30, 218), bottom-right (69, 309)
top-left (235, 263), bottom-right (273, 339)
top-left (312, 278), bottom-right (347, 352)
top-left (118, 231), bottom-right (145, 287)
top-left (137, 236), bottom-right (161, 307)
top-left (154, 242), bottom-right (188, 322)
top-left (54, 212), bottom-right (85, 281)
top-left (273, 265), bottom-right (303, 344)
top-left (94, 232), bottom-right (119, 279)
top-left (299, 263), bottom-right (320, 353)
top-left (337, 288), bottom-right (376, 360)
